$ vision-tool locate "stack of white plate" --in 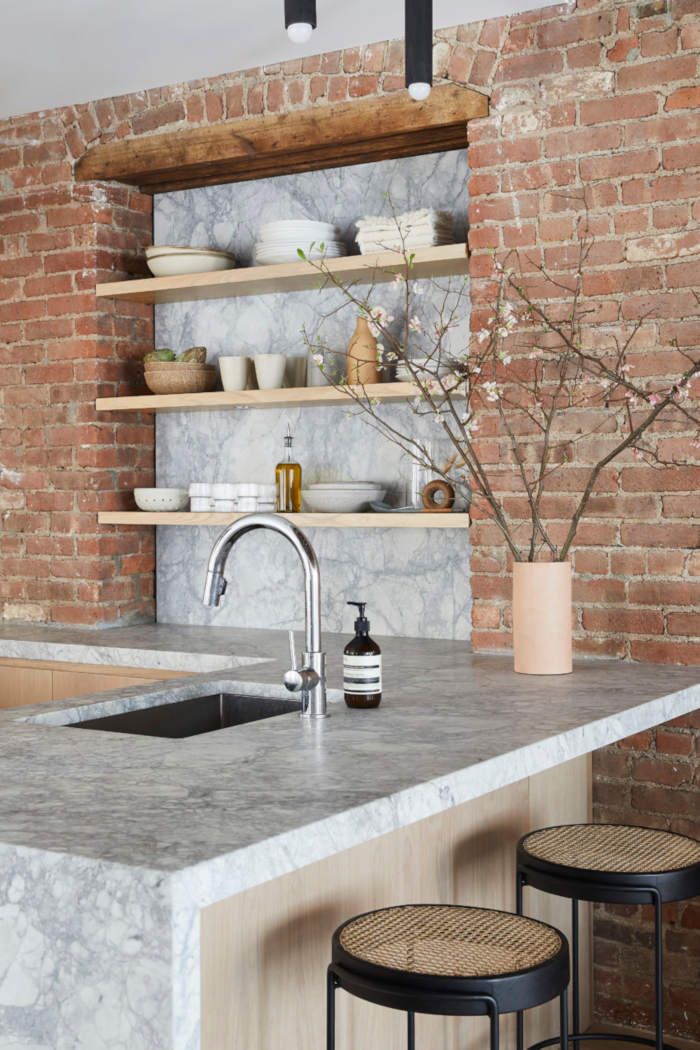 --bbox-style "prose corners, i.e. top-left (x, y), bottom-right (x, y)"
top-left (254, 220), bottom-right (347, 266)
top-left (146, 245), bottom-right (236, 277)
top-left (302, 481), bottom-right (385, 513)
